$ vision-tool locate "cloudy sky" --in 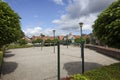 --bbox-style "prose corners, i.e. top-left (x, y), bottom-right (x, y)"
top-left (4, 0), bottom-right (115, 37)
